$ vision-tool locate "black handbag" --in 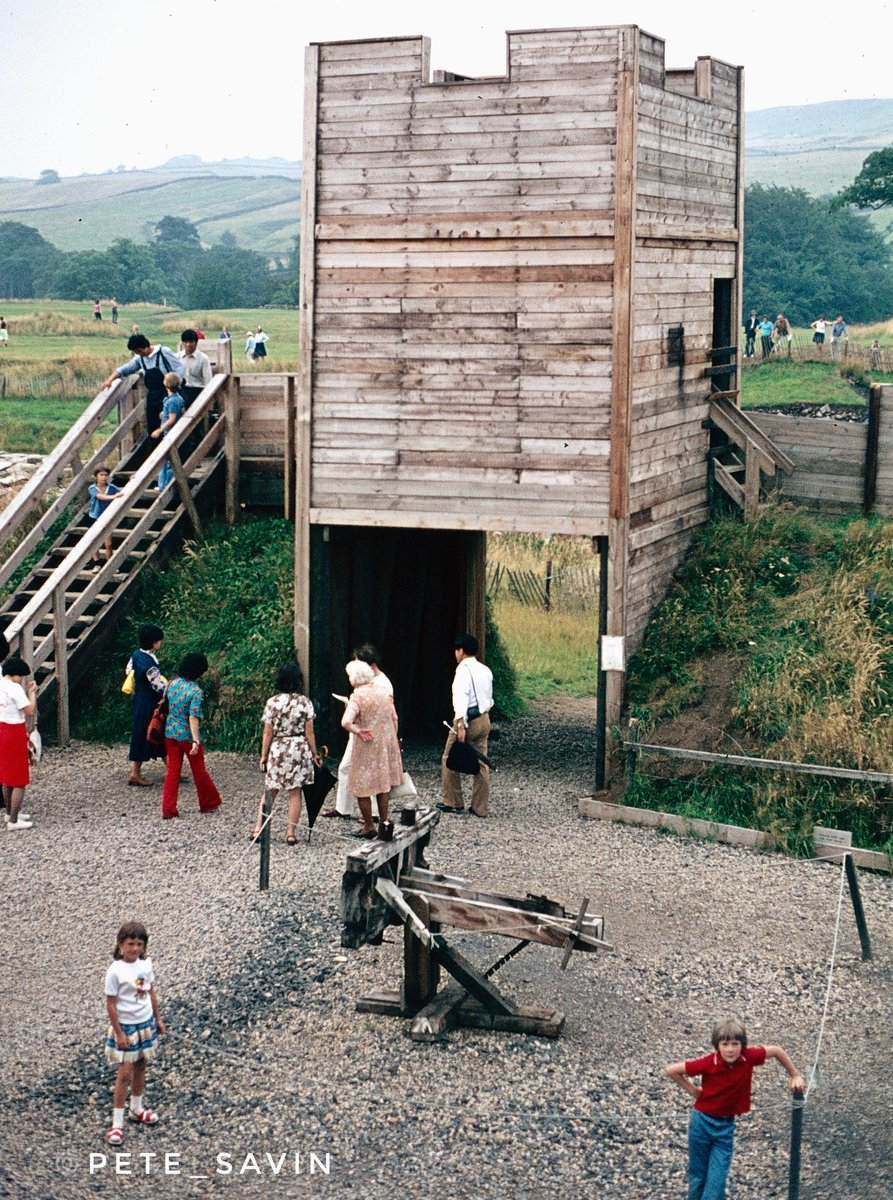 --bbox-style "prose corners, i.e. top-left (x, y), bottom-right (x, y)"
top-left (446, 738), bottom-right (481, 775)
